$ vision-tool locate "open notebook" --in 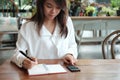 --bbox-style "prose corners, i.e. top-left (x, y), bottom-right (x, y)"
top-left (28, 64), bottom-right (67, 76)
